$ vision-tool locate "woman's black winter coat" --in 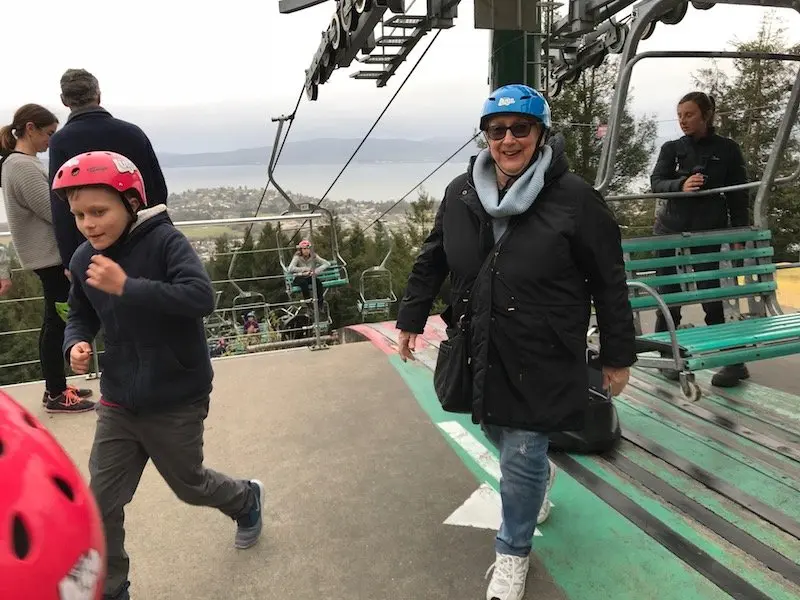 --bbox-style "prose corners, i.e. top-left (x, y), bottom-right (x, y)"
top-left (396, 135), bottom-right (637, 432)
